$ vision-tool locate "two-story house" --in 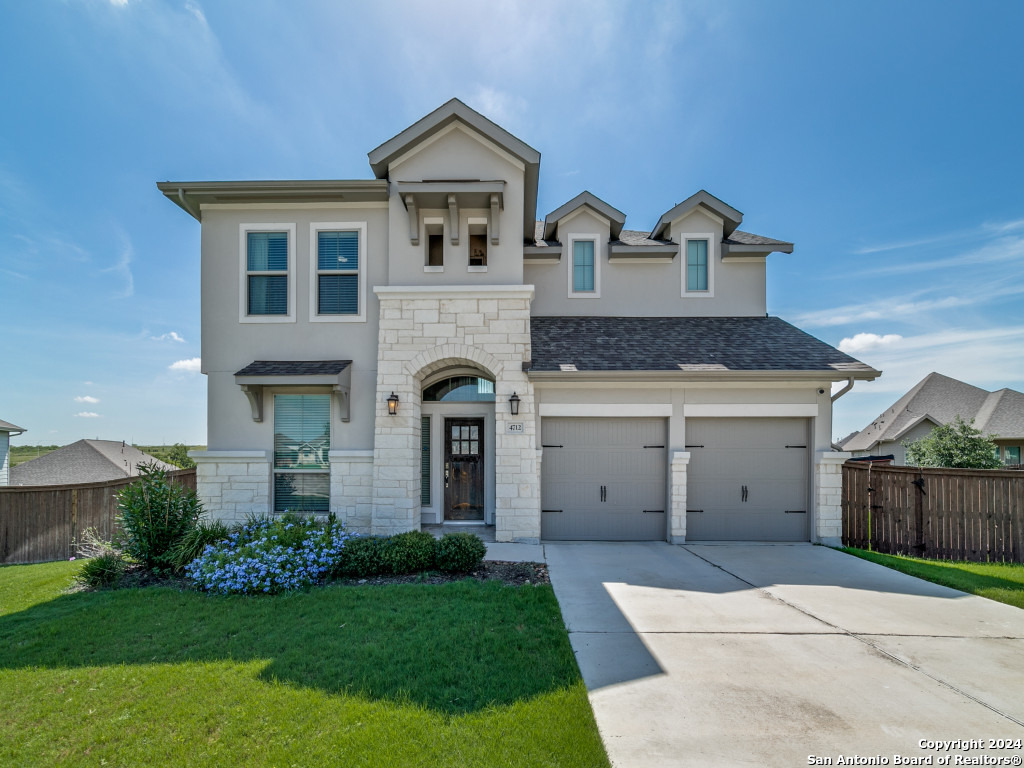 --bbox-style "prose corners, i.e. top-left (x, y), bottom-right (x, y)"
top-left (159, 99), bottom-right (879, 545)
